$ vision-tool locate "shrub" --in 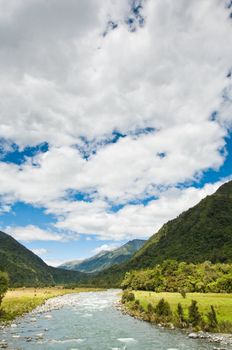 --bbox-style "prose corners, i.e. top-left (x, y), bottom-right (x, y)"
top-left (179, 289), bottom-right (186, 299)
top-left (121, 290), bottom-right (135, 304)
top-left (188, 300), bottom-right (202, 326)
top-left (177, 302), bottom-right (184, 322)
top-left (147, 302), bottom-right (154, 314)
top-left (0, 272), bottom-right (9, 307)
top-left (155, 298), bottom-right (172, 317)
top-left (206, 305), bottom-right (218, 329)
